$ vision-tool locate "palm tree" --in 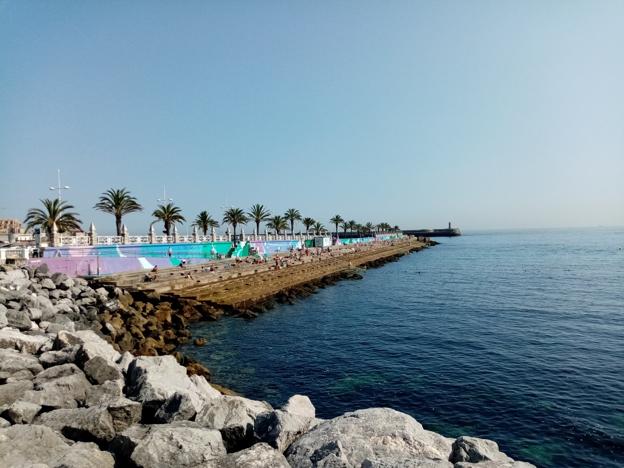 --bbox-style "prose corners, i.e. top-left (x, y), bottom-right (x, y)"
top-left (152, 203), bottom-right (185, 236)
top-left (222, 207), bottom-right (248, 243)
top-left (24, 199), bottom-right (82, 237)
top-left (284, 208), bottom-right (302, 235)
top-left (348, 220), bottom-right (357, 233)
top-left (93, 188), bottom-right (143, 236)
top-left (267, 215), bottom-right (288, 235)
top-left (340, 221), bottom-right (349, 234)
top-left (377, 222), bottom-right (391, 232)
top-left (247, 204), bottom-right (271, 235)
top-left (193, 211), bottom-right (219, 235)
top-left (313, 221), bottom-right (326, 235)
top-left (393, 225), bottom-right (400, 232)
top-left (330, 215), bottom-right (344, 237)
top-left (365, 222), bottom-right (375, 234)
top-left (302, 217), bottom-right (315, 234)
